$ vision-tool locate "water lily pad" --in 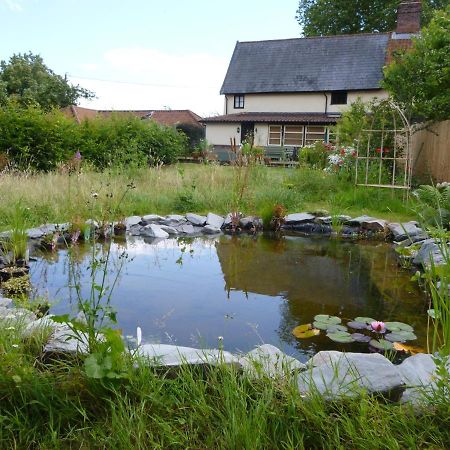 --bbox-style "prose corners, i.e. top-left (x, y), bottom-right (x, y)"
top-left (384, 333), bottom-right (407, 343)
top-left (326, 324), bottom-right (348, 333)
top-left (292, 324), bottom-right (320, 339)
top-left (327, 331), bottom-right (353, 343)
top-left (313, 321), bottom-right (331, 330)
top-left (384, 322), bottom-right (414, 332)
top-left (369, 339), bottom-right (394, 351)
top-left (351, 333), bottom-right (371, 343)
top-left (347, 321), bottom-right (368, 330)
top-left (392, 330), bottom-right (417, 341)
top-left (314, 315), bottom-right (341, 325)
top-left (293, 324), bottom-right (312, 334)
top-left (354, 317), bottom-right (376, 324)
